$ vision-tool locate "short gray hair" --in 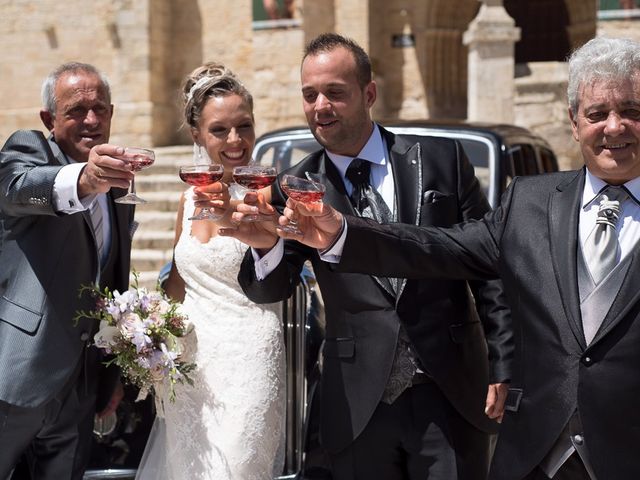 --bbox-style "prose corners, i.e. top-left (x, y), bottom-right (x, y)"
top-left (567, 37), bottom-right (640, 116)
top-left (41, 62), bottom-right (111, 116)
